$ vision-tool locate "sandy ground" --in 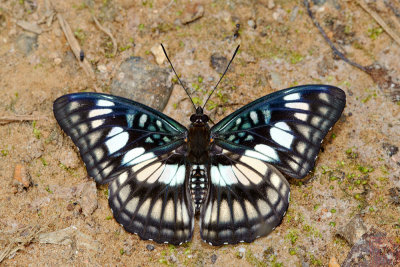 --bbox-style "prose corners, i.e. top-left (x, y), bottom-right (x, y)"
top-left (0, 0), bottom-right (399, 266)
